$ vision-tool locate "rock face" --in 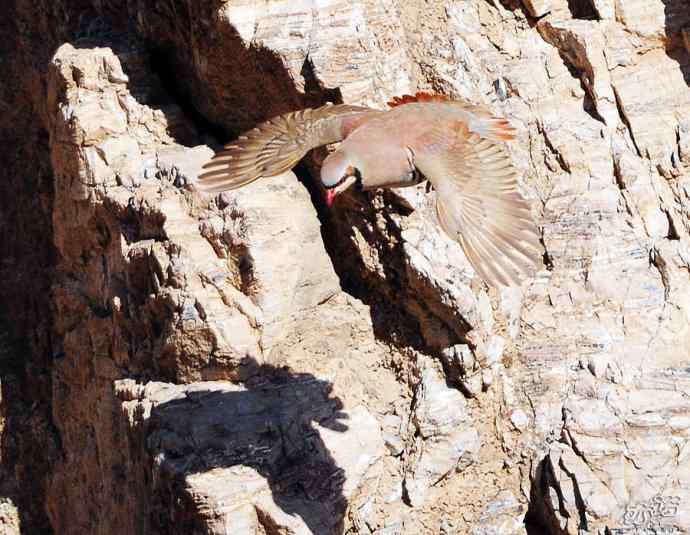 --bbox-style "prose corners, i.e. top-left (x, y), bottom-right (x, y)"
top-left (2, 0), bottom-right (690, 534)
